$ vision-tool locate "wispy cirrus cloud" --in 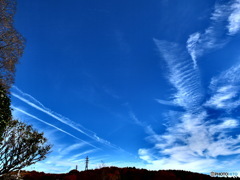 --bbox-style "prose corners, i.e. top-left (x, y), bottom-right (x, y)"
top-left (25, 144), bottom-right (98, 173)
top-left (139, 37), bottom-right (240, 172)
top-left (155, 99), bottom-right (178, 107)
top-left (228, 0), bottom-right (240, 35)
top-left (187, 0), bottom-right (240, 68)
top-left (60, 143), bottom-right (88, 156)
top-left (154, 39), bottom-right (203, 111)
top-left (129, 111), bottom-right (156, 136)
top-left (205, 63), bottom-right (240, 111)
top-left (139, 109), bottom-right (240, 172)
top-left (68, 149), bottom-right (97, 162)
